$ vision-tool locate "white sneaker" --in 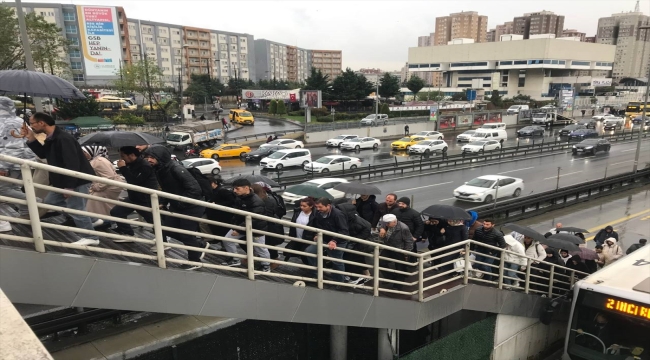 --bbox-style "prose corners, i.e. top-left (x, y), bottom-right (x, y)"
top-left (513, 281), bottom-right (520, 288)
top-left (92, 219), bottom-right (104, 227)
top-left (0, 220), bottom-right (12, 232)
top-left (150, 244), bottom-right (171, 252)
top-left (199, 242), bottom-right (211, 260)
top-left (474, 271), bottom-right (484, 279)
top-left (73, 238), bottom-right (100, 246)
